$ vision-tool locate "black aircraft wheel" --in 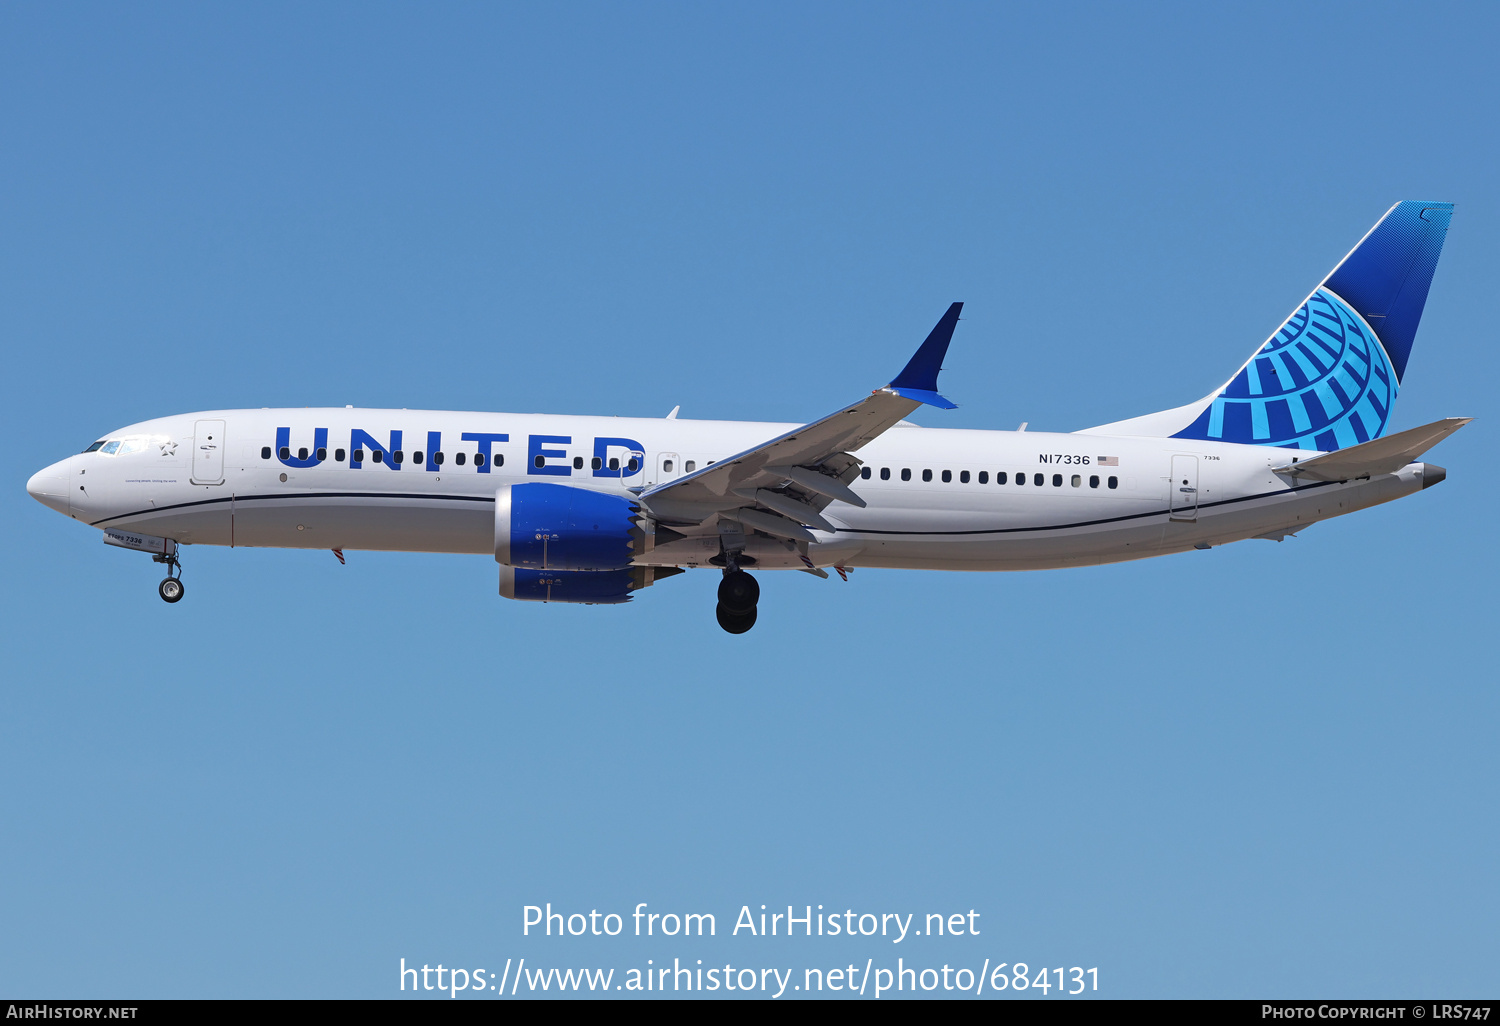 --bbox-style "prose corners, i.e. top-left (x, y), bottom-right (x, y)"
top-left (159, 577), bottom-right (185, 604)
top-left (717, 570), bottom-right (760, 614)
top-left (715, 602), bottom-right (757, 634)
